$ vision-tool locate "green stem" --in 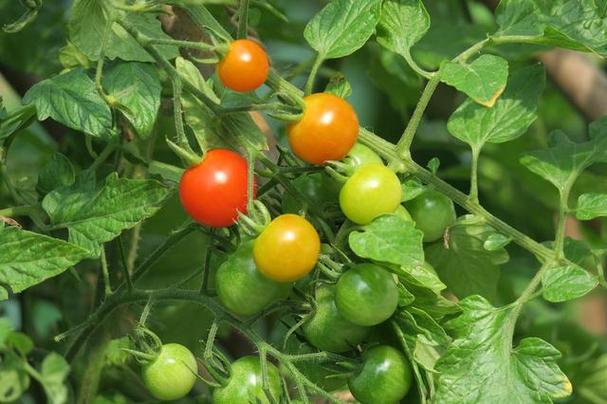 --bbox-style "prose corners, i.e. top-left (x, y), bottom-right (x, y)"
top-left (554, 184), bottom-right (573, 260)
top-left (117, 236), bottom-right (133, 292)
top-left (147, 37), bottom-right (220, 52)
top-left (89, 142), bottom-right (116, 171)
top-left (100, 247), bottom-right (112, 297)
top-left (469, 145), bottom-right (481, 204)
top-left (236, 0), bottom-right (249, 39)
top-left (395, 72), bottom-right (441, 158)
top-left (94, 18), bottom-right (112, 103)
top-left (304, 54), bottom-right (324, 96)
top-left (0, 205), bottom-right (38, 217)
